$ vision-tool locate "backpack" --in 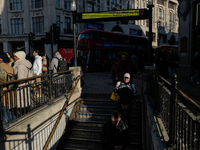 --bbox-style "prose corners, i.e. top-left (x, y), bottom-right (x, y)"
top-left (27, 68), bottom-right (34, 84)
top-left (55, 57), bottom-right (67, 72)
top-left (3, 68), bottom-right (18, 90)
